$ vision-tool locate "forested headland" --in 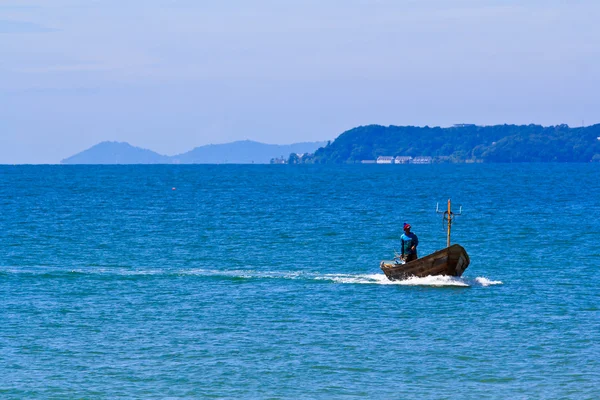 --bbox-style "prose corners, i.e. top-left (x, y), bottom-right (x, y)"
top-left (291, 124), bottom-right (600, 164)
